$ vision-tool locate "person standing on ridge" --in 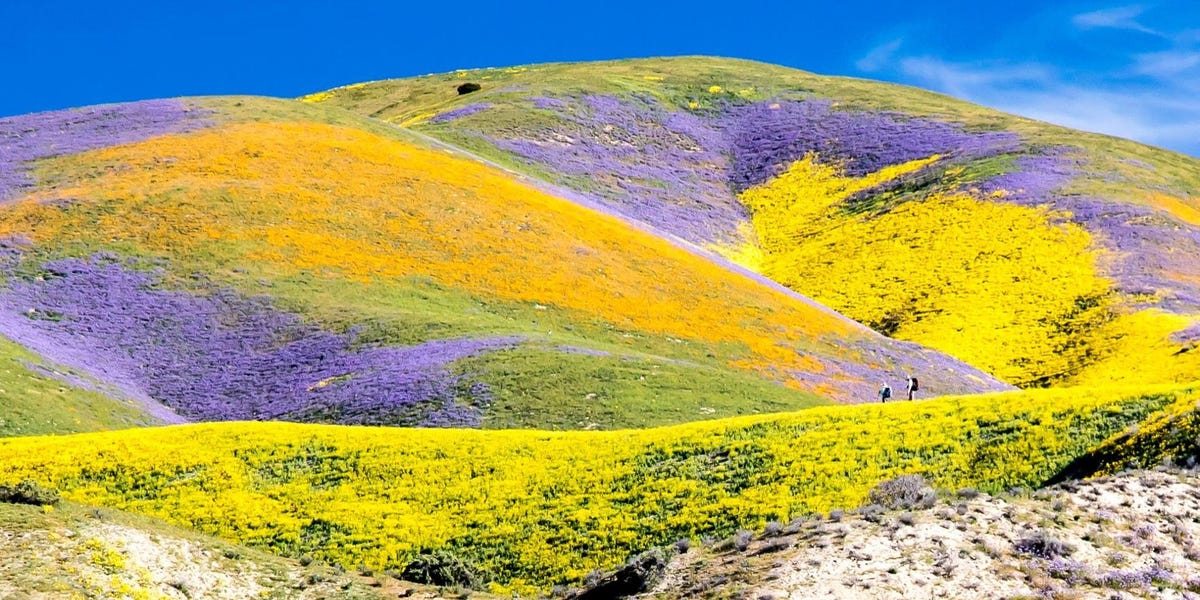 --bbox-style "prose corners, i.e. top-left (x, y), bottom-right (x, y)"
top-left (878, 382), bottom-right (892, 403)
top-left (906, 375), bottom-right (919, 401)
